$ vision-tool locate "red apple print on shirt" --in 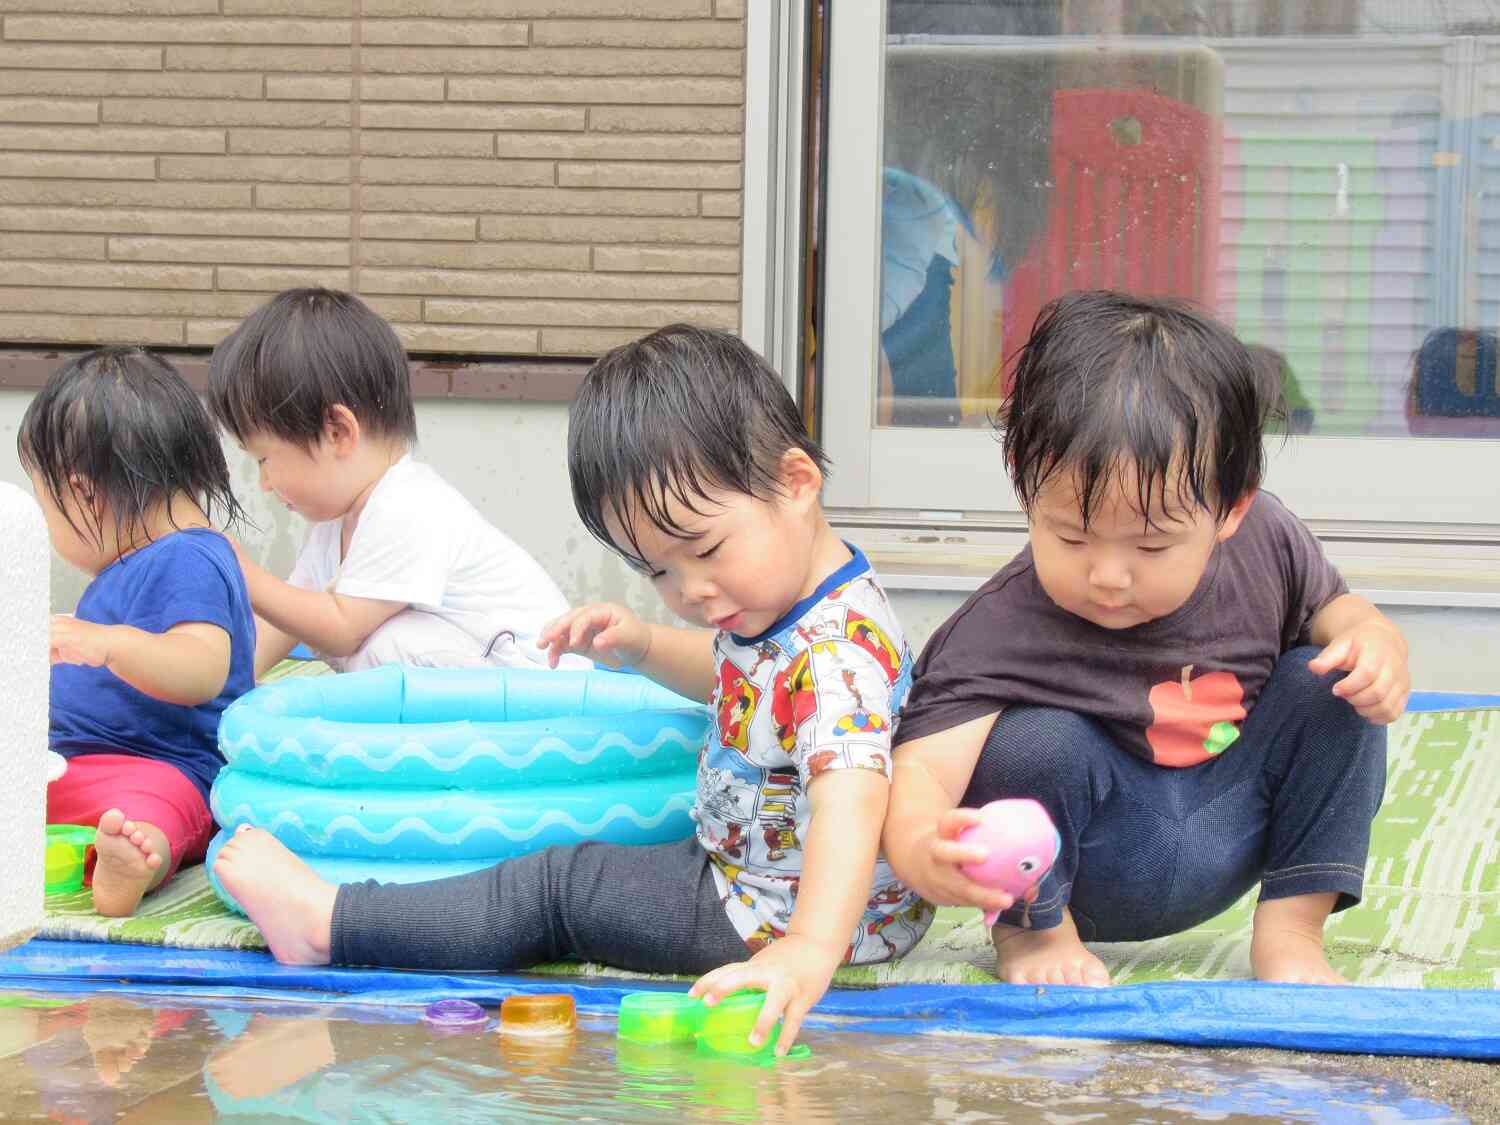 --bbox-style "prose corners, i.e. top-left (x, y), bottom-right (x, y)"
top-left (1145, 664), bottom-right (1247, 767)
